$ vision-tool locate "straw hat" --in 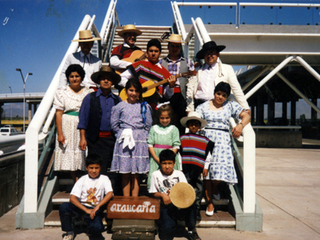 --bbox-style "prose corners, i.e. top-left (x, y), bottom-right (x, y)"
top-left (180, 112), bottom-right (208, 129)
top-left (196, 41), bottom-right (226, 59)
top-left (164, 34), bottom-right (185, 43)
top-left (71, 30), bottom-right (101, 42)
top-left (118, 24), bottom-right (142, 38)
top-left (91, 66), bottom-right (121, 85)
top-left (170, 182), bottom-right (196, 209)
